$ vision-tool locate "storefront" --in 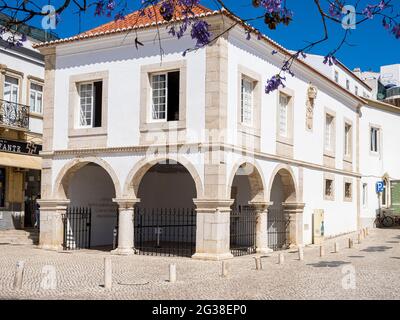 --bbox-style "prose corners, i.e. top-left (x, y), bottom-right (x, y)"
top-left (0, 137), bottom-right (42, 230)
